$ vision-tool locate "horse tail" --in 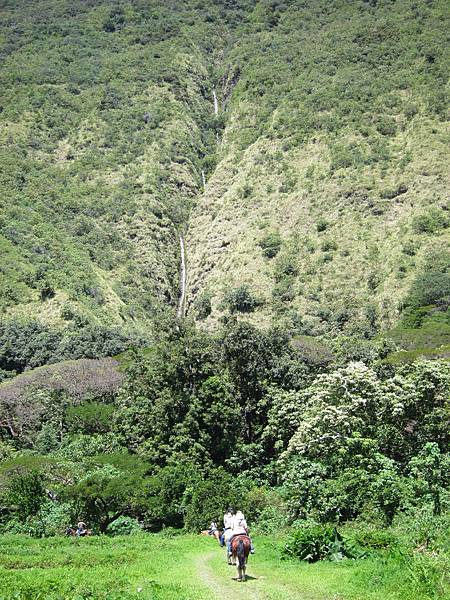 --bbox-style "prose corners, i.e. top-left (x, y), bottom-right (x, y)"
top-left (237, 539), bottom-right (246, 569)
